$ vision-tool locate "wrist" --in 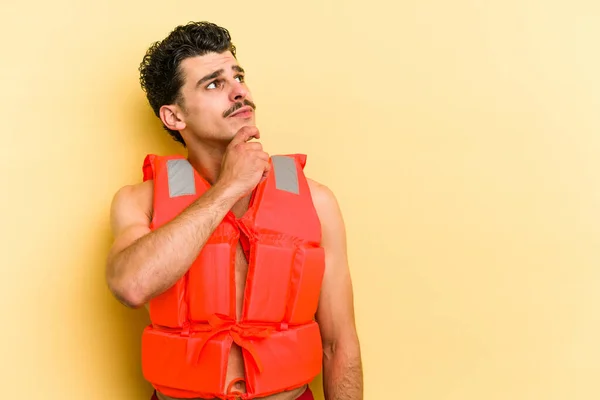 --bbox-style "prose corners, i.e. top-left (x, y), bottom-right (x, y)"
top-left (210, 180), bottom-right (243, 207)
